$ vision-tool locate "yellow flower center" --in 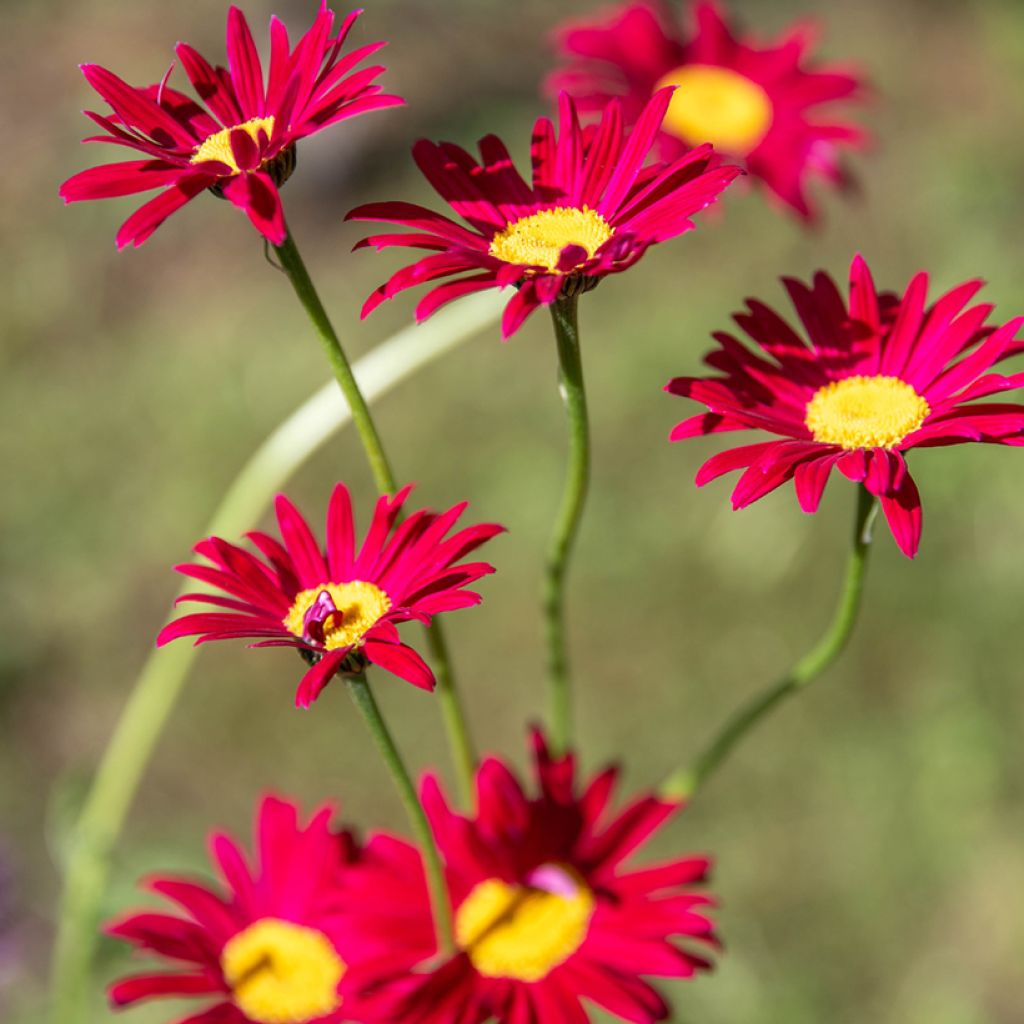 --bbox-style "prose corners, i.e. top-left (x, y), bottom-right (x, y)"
top-left (220, 918), bottom-right (345, 1024)
top-left (454, 869), bottom-right (595, 982)
top-left (805, 375), bottom-right (930, 450)
top-left (655, 65), bottom-right (773, 154)
top-left (489, 206), bottom-right (614, 273)
top-left (282, 581), bottom-right (392, 650)
top-left (192, 116), bottom-right (276, 173)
